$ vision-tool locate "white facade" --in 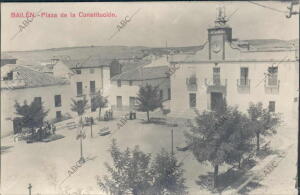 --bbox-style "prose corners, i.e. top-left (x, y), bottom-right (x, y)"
top-left (169, 16), bottom-right (299, 124)
top-left (1, 84), bottom-right (73, 137)
top-left (109, 78), bottom-right (170, 110)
